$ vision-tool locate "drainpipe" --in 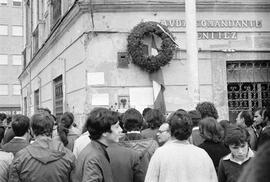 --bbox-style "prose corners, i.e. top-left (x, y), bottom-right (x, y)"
top-left (185, 0), bottom-right (200, 108)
